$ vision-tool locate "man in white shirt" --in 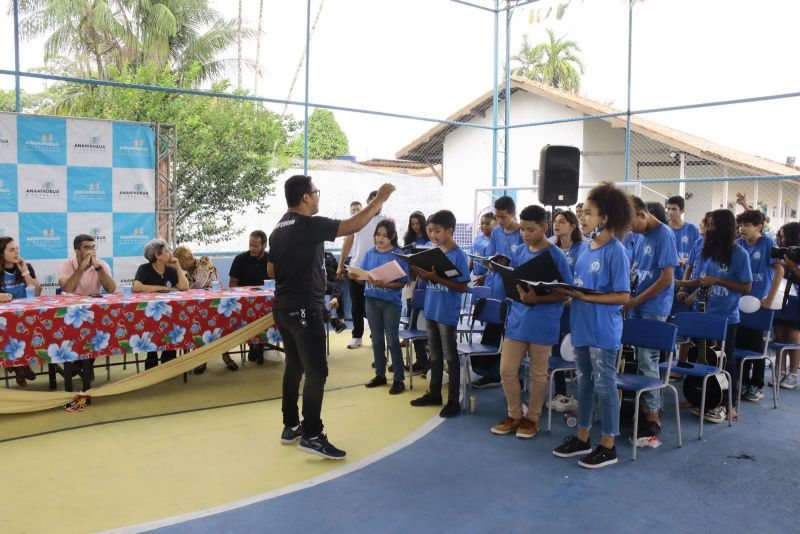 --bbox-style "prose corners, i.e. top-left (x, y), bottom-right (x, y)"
top-left (337, 191), bottom-right (385, 348)
top-left (58, 234), bottom-right (116, 295)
